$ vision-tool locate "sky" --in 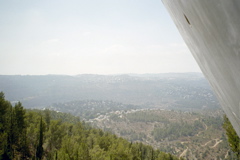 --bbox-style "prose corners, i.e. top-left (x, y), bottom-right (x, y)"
top-left (0, 0), bottom-right (201, 75)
